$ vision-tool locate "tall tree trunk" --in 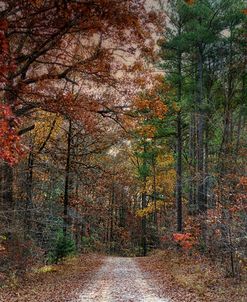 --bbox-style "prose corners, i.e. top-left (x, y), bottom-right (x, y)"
top-left (1, 80), bottom-right (16, 232)
top-left (119, 192), bottom-right (126, 228)
top-left (176, 39), bottom-right (183, 231)
top-left (74, 175), bottom-right (80, 251)
top-left (152, 153), bottom-right (158, 234)
top-left (235, 75), bottom-right (246, 157)
top-left (1, 163), bottom-right (14, 230)
top-left (204, 124), bottom-right (209, 208)
top-left (197, 45), bottom-right (206, 213)
top-left (24, 151), bottom-right (34, 238)
top-left (235, 112), bottom-right (243, 157)
top-left (63, 119), bottom-right (72, 238)
top-left (176, 110), bottom-right (183, 232)
top-left (141, 142), bottom-right (148, 256)
top-left (141, 191), bottom-right (147, 256)
top-left (189, 112), bottom-right (196, 214)
top-left (109, 179), bottom-right (115, 252)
